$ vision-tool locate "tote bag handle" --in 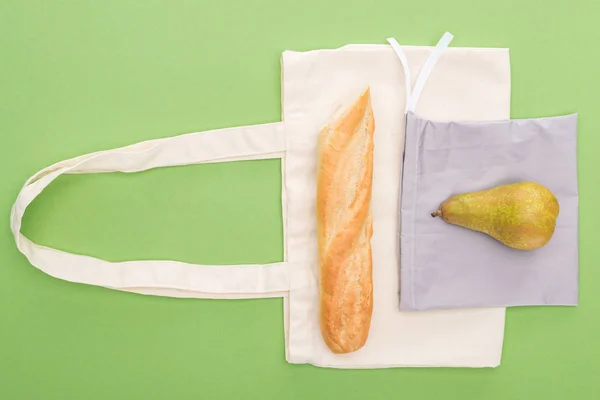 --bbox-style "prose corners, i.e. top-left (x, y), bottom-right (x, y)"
top-left (10, 122), bottom-right (290, 298)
